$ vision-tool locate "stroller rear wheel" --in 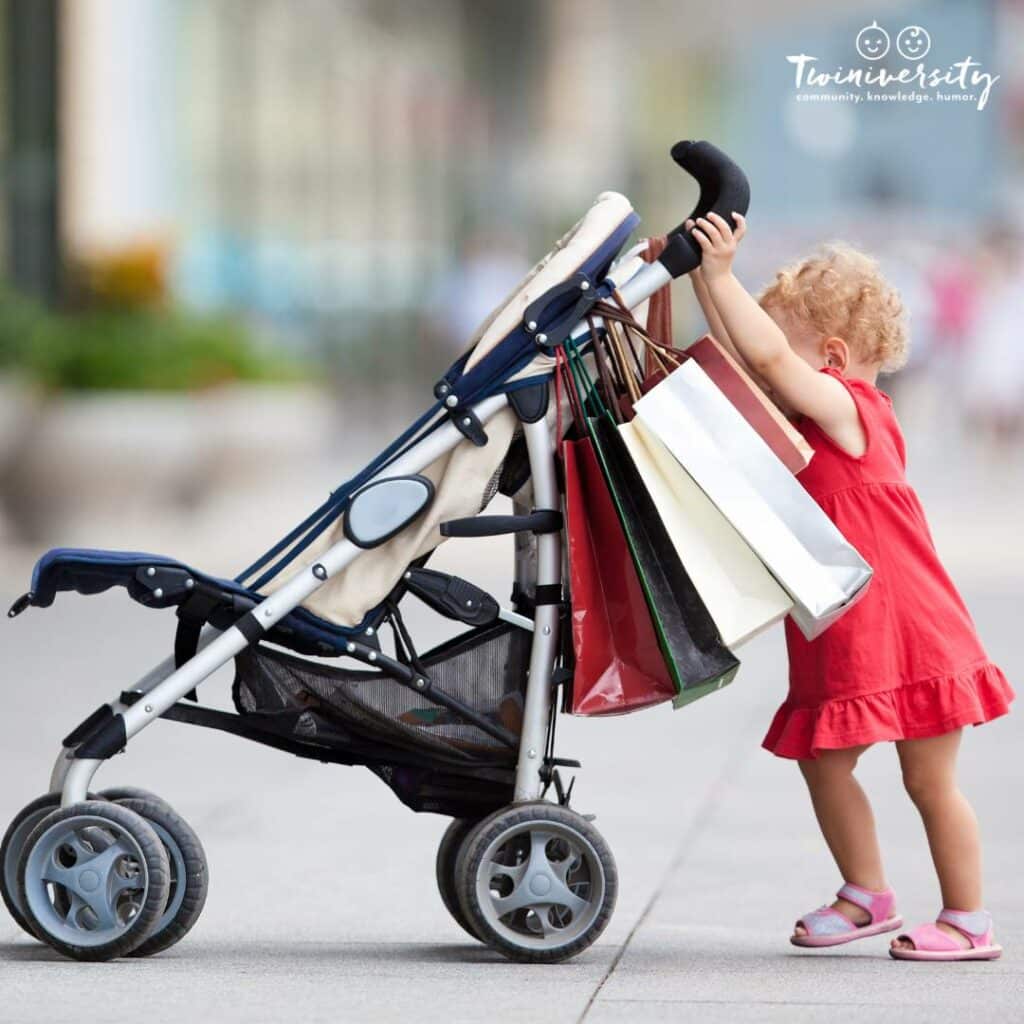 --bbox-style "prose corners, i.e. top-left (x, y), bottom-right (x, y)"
top-left (454, 802), bottom-right (617, 963)
top-left (16, 800), bottom-right (170, 961)
top-left (102, 794), bottom-right (208, 957)
top-left (435, 818), bottom-right (482, 940)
